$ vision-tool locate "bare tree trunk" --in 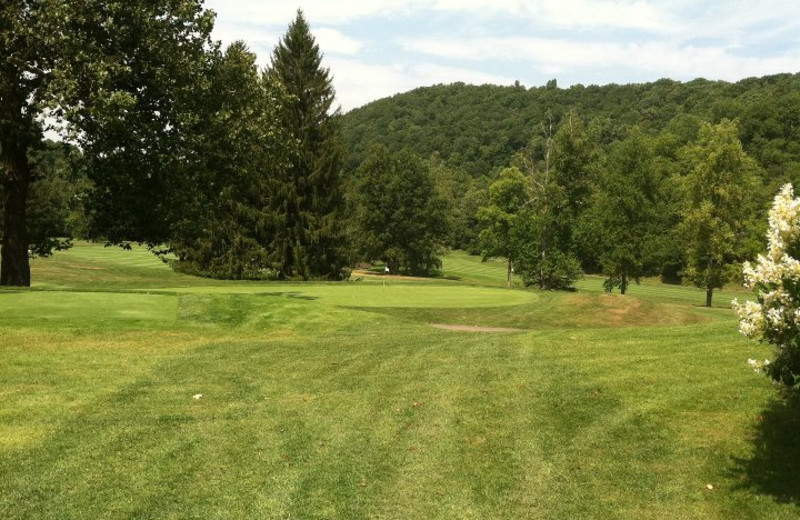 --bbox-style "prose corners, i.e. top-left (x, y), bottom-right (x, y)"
top-left (621, 273), bottom-right (627, 295)
top-left (1, 147), bottom-right (31, 287)
top-left (506, 258), bottom-right (512, 288)
top-left (706, 288), bottom-right (713, 308)
top-left (539, 123), bottom-right (552, 290)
